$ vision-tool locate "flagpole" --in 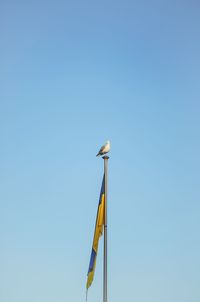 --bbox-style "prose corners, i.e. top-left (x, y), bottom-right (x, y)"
top-left (103, 156), bottom-right (109, 302)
